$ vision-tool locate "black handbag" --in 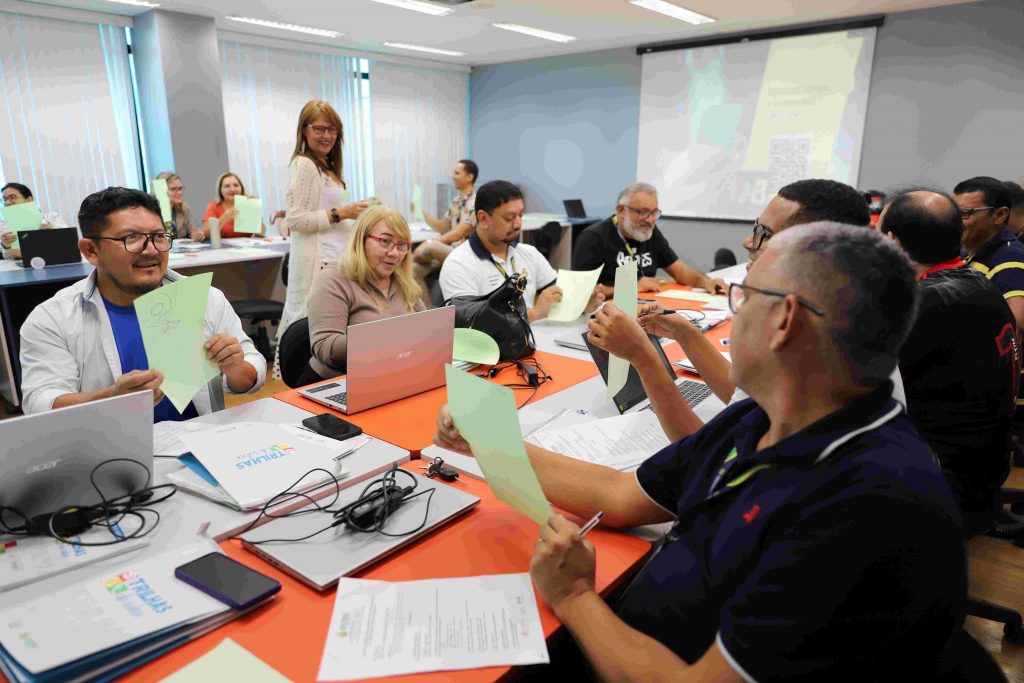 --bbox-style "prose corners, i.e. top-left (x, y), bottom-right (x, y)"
top-left (447, 273), bottom-right (536, 362)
